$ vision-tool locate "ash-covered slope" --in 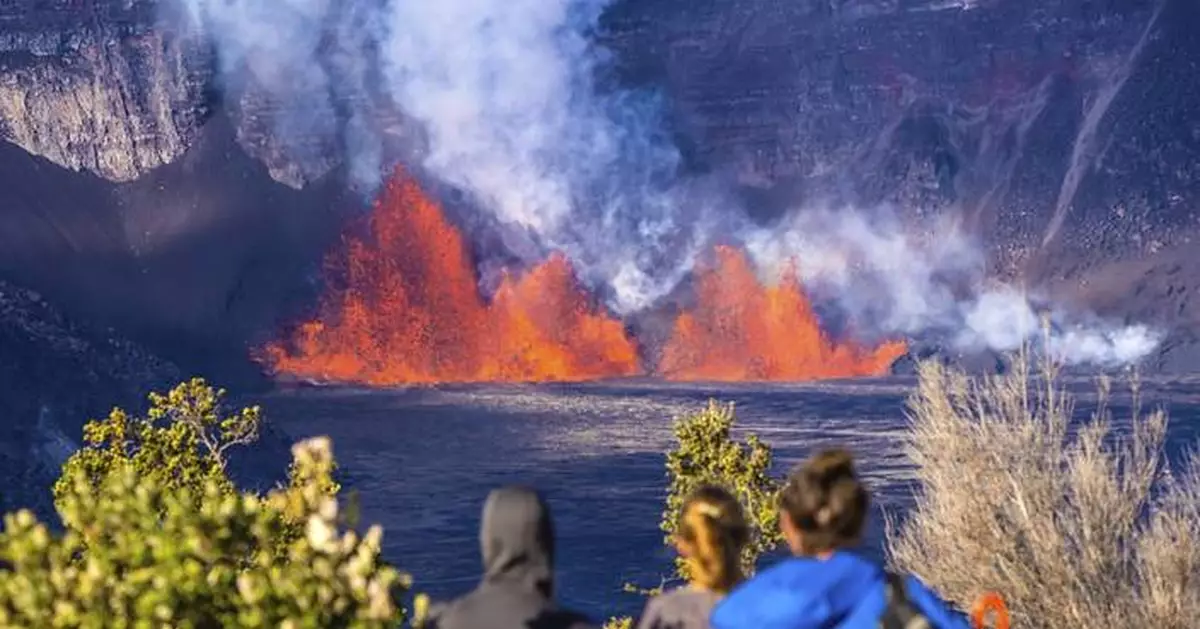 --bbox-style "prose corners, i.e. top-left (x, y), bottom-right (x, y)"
top-left (0, 276), bottom-right (297, 520)
top-left (0, 1), bottom-right (369, 381)
top-left (0, 278), bottom-right (178, 518)
top-left (0, 112), bottom-right (351, 382)
top-left (602, 0), bottom-right (1200, 367)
